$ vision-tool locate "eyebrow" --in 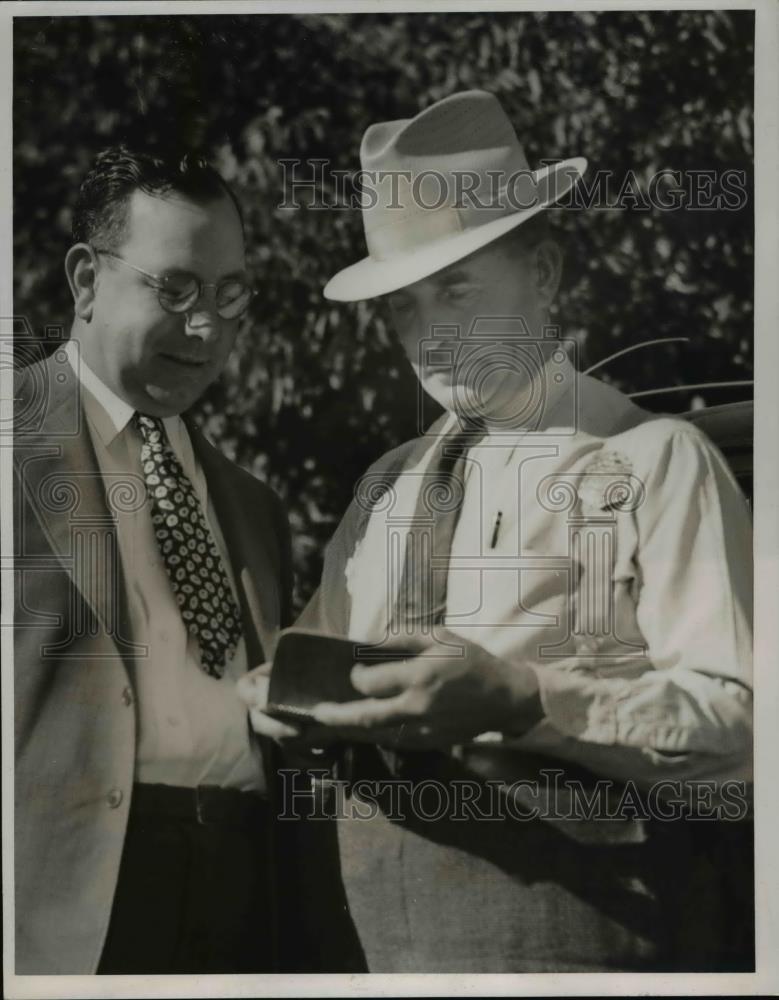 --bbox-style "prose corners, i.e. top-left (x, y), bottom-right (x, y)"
top-left (217, 268), bottom-right (248, 282)
top-left (433, 269), bottom-right (474, 286)
top-left (160, 265), bottom-right (248, 282)
top-left (386, 269), bottom-right (475, 301)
